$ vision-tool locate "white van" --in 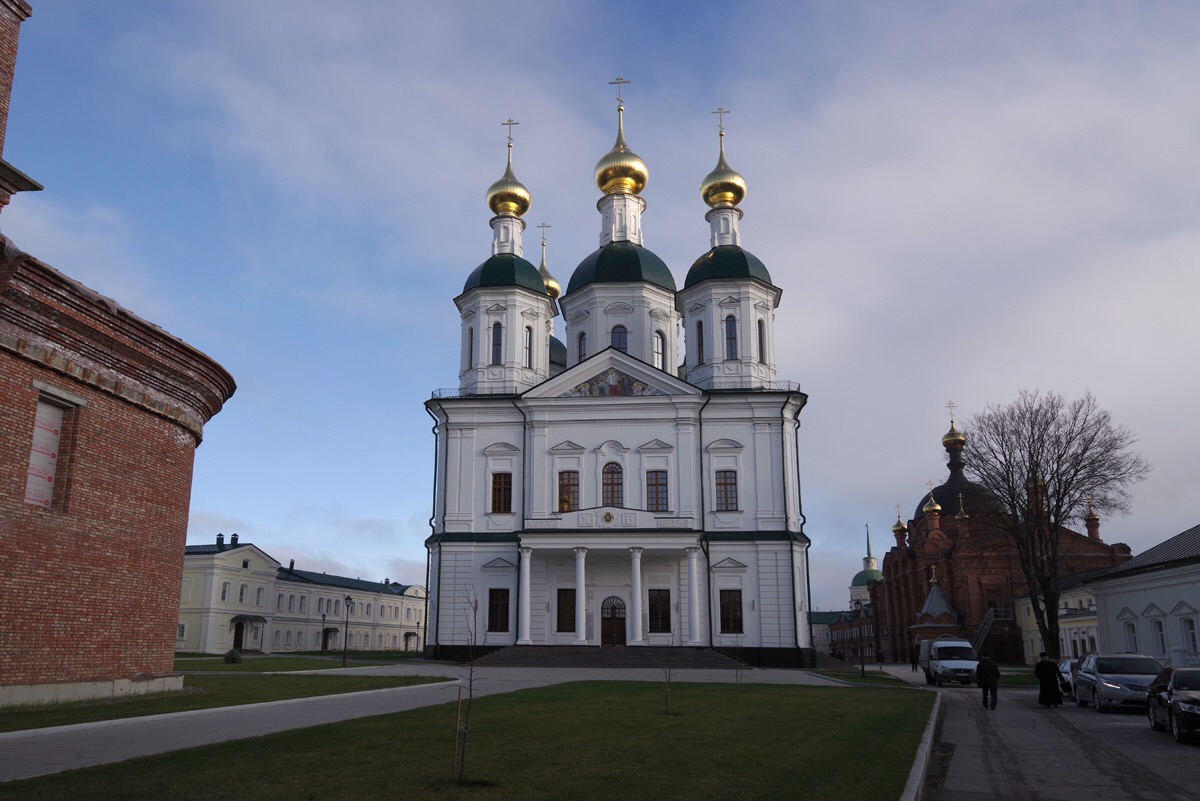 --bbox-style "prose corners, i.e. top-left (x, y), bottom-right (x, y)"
top-left (918, 636), bottom-right (979, 686)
